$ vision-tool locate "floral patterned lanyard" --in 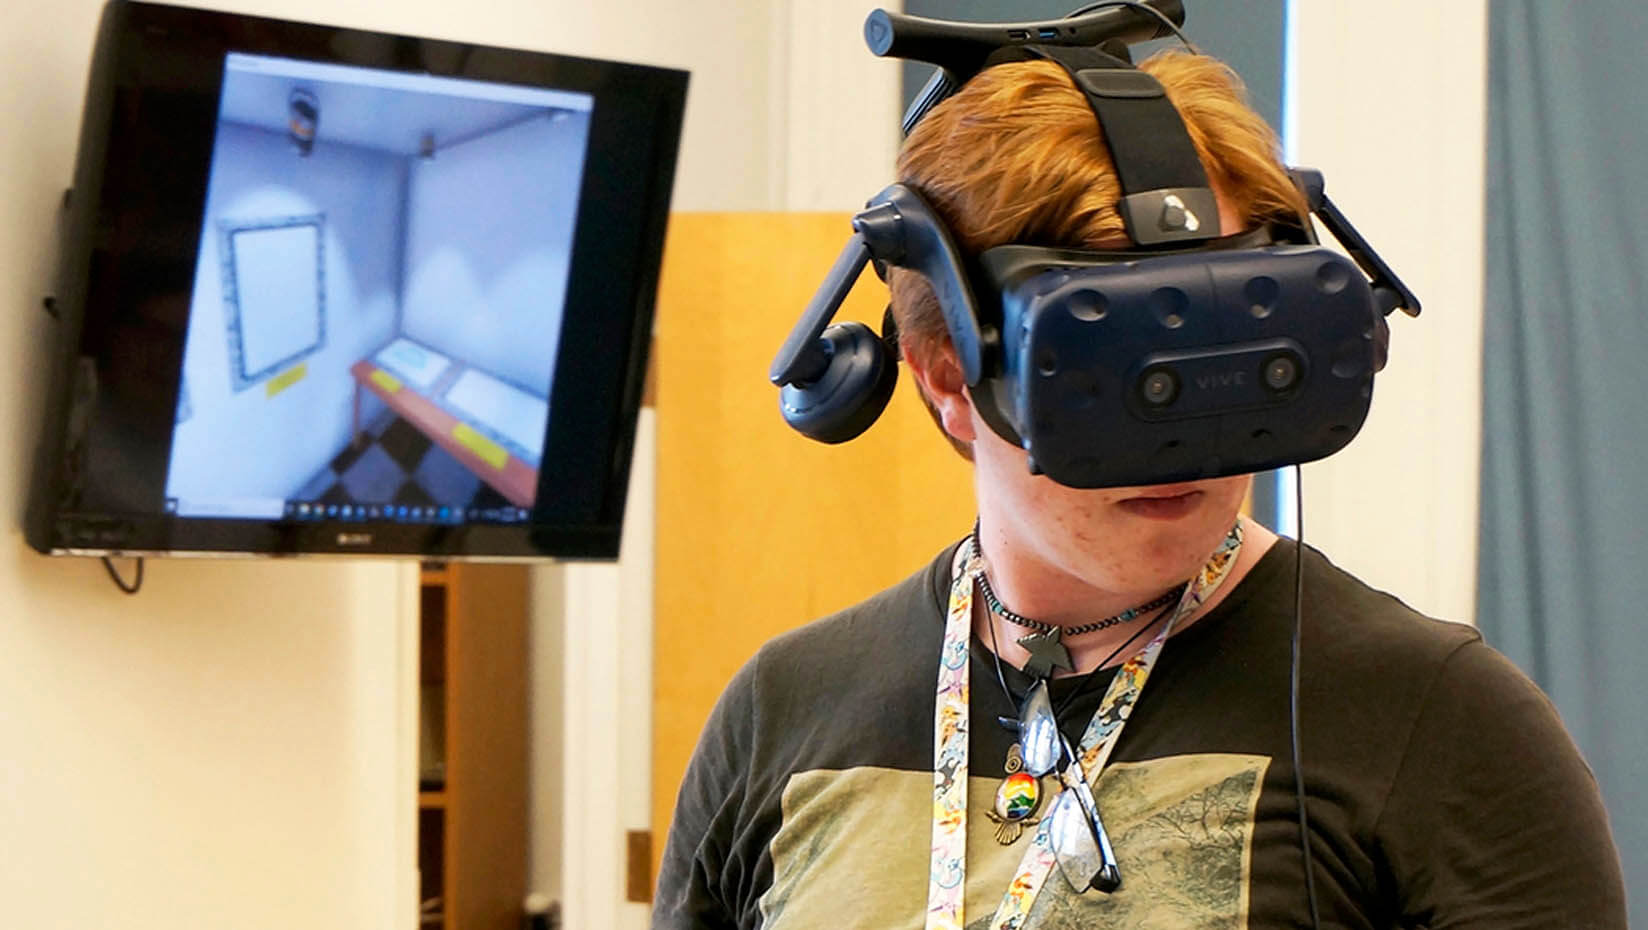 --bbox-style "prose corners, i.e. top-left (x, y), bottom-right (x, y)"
top-left (924, 522), bottom-right (1244, 930)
